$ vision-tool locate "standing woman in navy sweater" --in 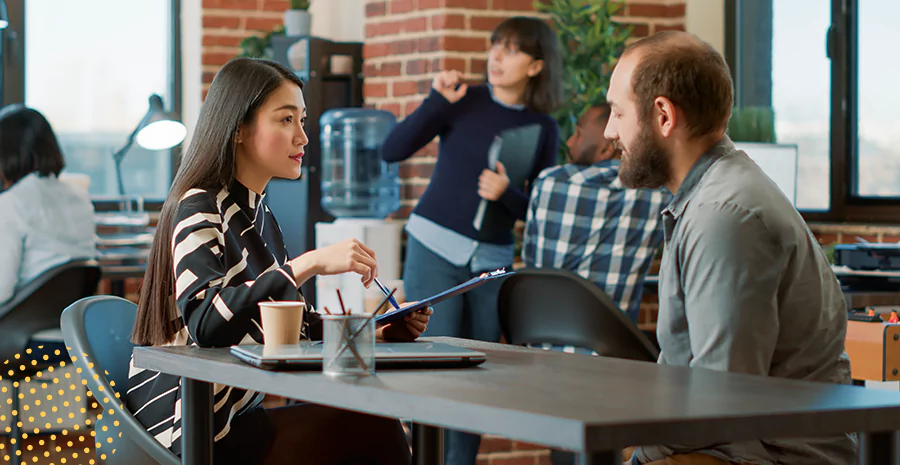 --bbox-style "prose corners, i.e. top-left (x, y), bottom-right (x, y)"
top-left (381, 16), bottom-right (562, 465)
